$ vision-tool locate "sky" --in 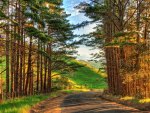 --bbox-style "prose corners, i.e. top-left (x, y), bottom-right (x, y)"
top-left (63, 0), bottom-right (99, 60)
